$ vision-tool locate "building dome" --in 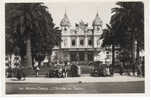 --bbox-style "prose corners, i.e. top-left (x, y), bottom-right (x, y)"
top-left (60, 12), bottom-right (71, 27)
top-left (92, 12), bottom-right (102, 26)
